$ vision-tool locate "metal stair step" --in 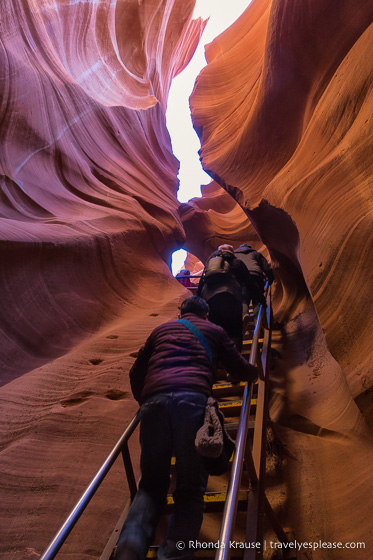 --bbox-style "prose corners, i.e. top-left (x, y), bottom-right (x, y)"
top-left (218, 399), bottom-right (256, 417)
top-left (225, 420), bottom-right (255, 434)
top-left (165, 490), bottom-right (249, 514)
top-left (242, 338), bottom-right (263, 346)
top-left (212, 381), bottom-right (246, 397)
